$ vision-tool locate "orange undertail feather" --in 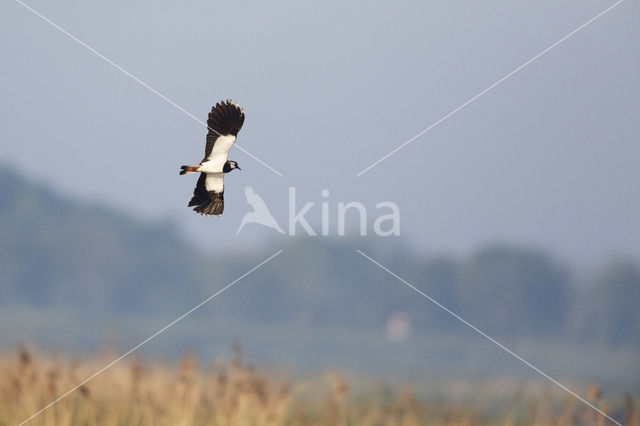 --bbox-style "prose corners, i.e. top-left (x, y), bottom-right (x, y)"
top-left (180, 165), bottom-right (199, 175)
